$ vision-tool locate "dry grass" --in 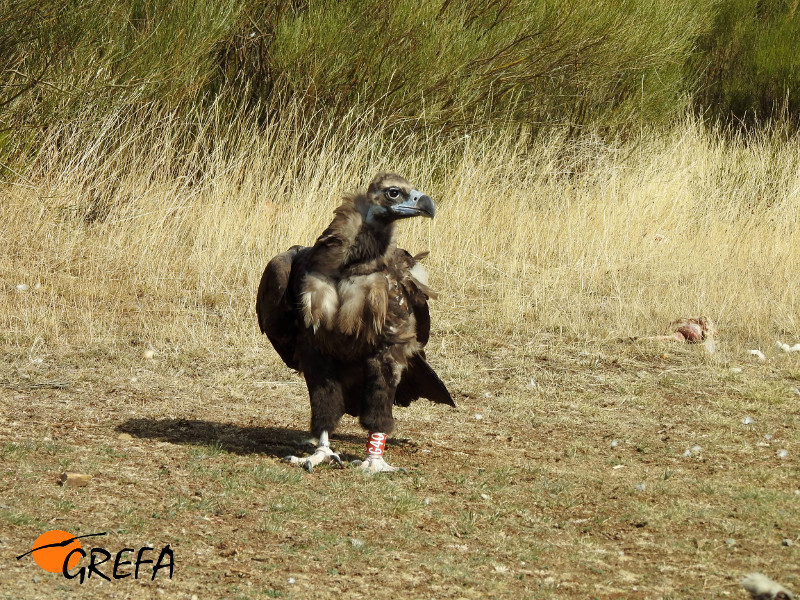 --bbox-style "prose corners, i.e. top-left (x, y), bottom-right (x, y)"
top-left (4, 112), bottom-right (799, 354)
top-left (1, 111), bottom-right (800, 598)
